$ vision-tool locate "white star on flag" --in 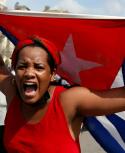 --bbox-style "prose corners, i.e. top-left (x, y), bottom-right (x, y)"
top-left (58, 35), bottom-right (102, 84)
